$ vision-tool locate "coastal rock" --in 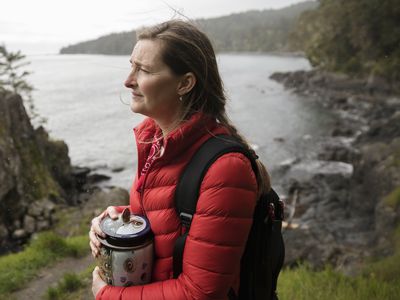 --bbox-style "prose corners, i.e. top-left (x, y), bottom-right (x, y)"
top-left (277, 157), bottom-right (300, 170)
top-left (0, 91), bottom-right (85, 251)
top-left (271, 68), bottom-right (400, 273)
top-left (331, 127), bottom-right (354, 137)
top-left (86, 173), bottom-right (111, 184)
top-left (71, 166), bottom-right (91, 178)
top-left (374, 201), bottom-right (398, 238)
top-left (0, 225), bottom-right (8, 246)
top-left (318, 139), bottom-right (360, 163)
top-left (36, 220), bottom-right (50, 231)
top-left (273, 137), bottom-right (285, 143)
top-left (283, 228), bottom-right (313, 266)
top-left (72, 166), bottom-right (91, 193)
top-left (28, 201), bottom-right (43, 217)
top-left (111, 166), bottom-right (125, 173)
top-left (23, 215), bottom-right (36, 234)
top-left (12, 229), bottom-right (28, 240)
top-left (35, 126), bottom-right (76, 196)
top-left (289, 160), bottom-right (353, 181)
top-left (365, 110), bottom-right (400, 141)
